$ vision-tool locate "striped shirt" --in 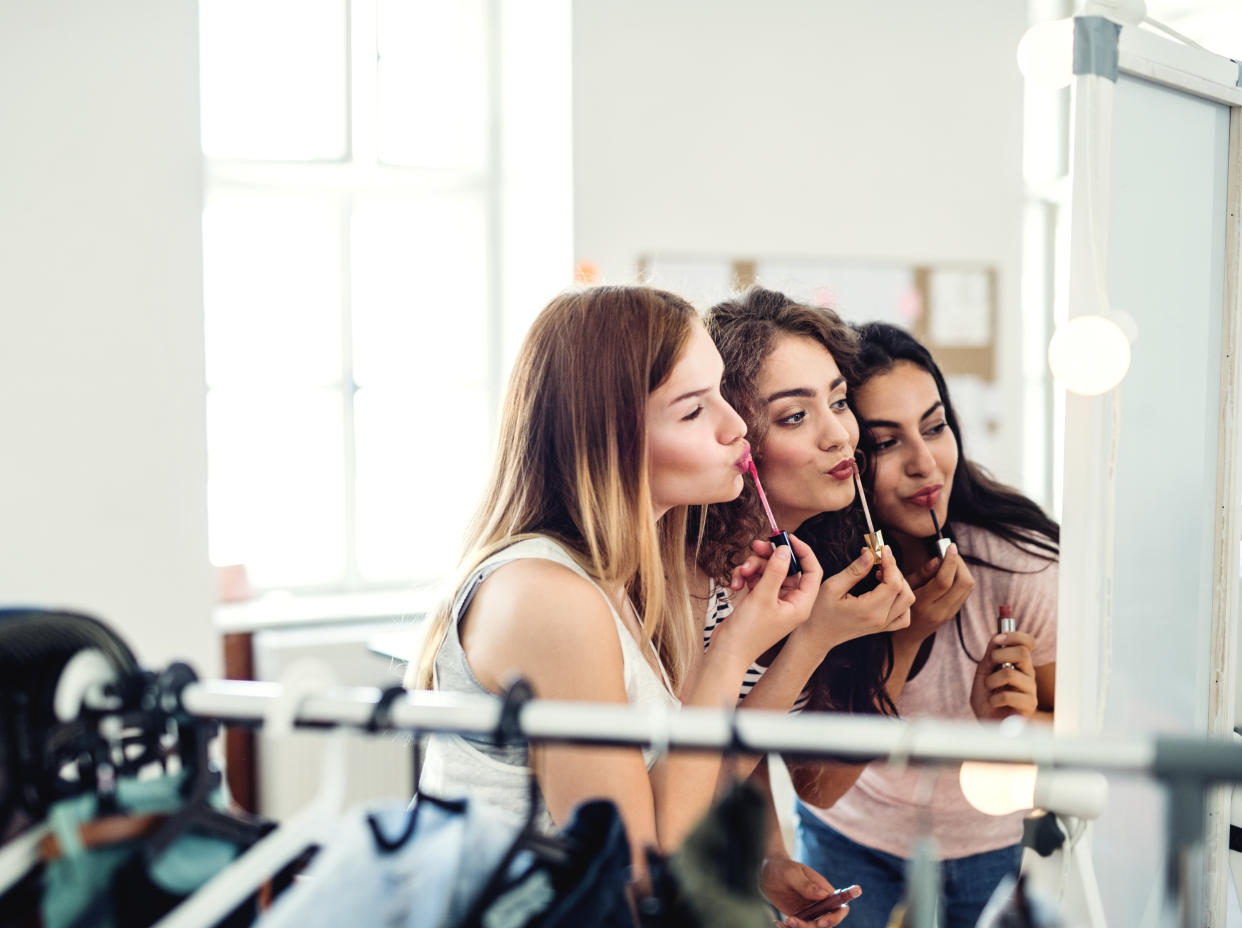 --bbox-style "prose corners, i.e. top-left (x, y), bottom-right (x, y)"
top-left (702, 583), bottom-right (811, 713)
